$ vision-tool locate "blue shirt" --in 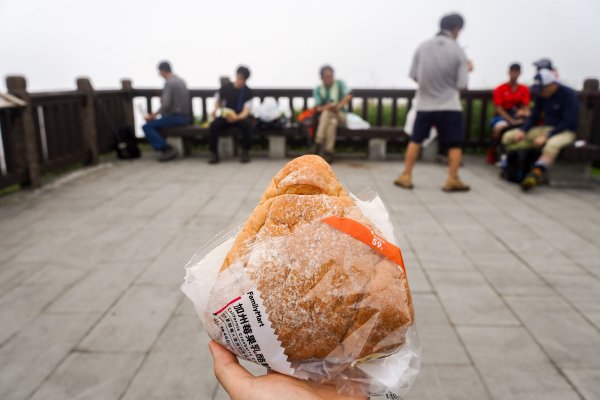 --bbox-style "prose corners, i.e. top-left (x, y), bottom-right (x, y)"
top-left (523, 84), bottom-right (579, 137)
